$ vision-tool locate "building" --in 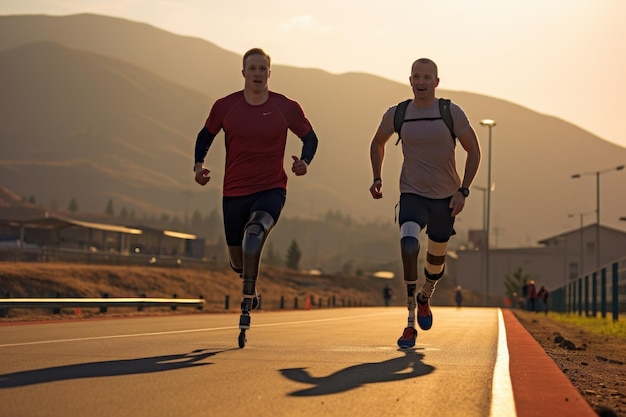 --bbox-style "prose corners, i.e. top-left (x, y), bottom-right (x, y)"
top-left (0, 214), bottom-right (204, 264)
top-left (451, 224), bottom-right (626, 301)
